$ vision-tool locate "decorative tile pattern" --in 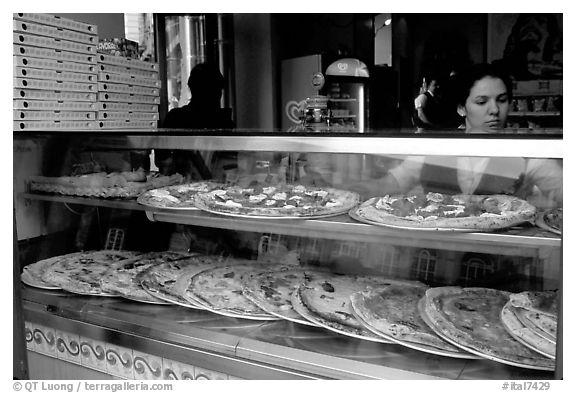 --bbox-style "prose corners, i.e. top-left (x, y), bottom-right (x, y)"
top-left (32, 324), bottom-right (57, 358)
top-left (55, 330), bottom-right (81, 364)
top-left (24, 321), bottom-right (34, 351)
top-left (24, 321), bottom-right (233, 380)
top-left (79, 338), bottom-right (107, 373)
top-left (105, 343), bottom-right (134, 380)
top-left (161, 359), bottom-right (195, 380)
top-left (133, 350), bottom-right (163, 380)
top-left (194, 366), bottom-right (228, 380)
